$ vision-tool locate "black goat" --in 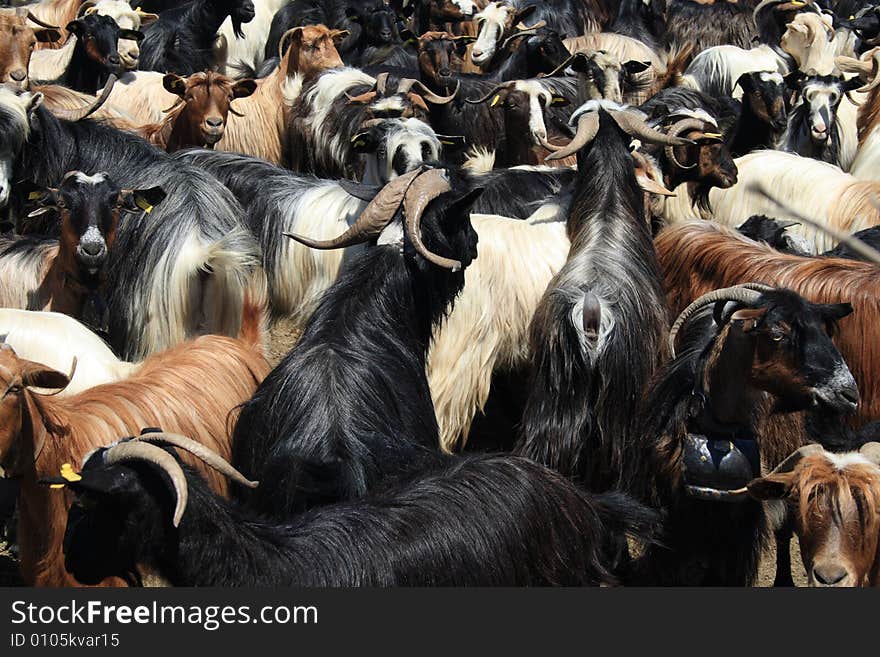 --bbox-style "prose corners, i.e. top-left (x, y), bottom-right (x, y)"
top-left (138, 0), bottom-right (256, 74)
top-left (53, 432), bottom-right (662, 586)
top-left (230, 167), bottom-right (482, 516)
top-left (664, 0), bottom-right (758, 53)
top-left (609, 0), bottom-right (666, 51)
top-left (729, 71), bottom-right (788, 157)
top-left (515, 103), bottom-right (686, 492)
top-left (737, 215), bottom-right (880, 262)
top-left (635, 285), bottom-right (858, 585)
